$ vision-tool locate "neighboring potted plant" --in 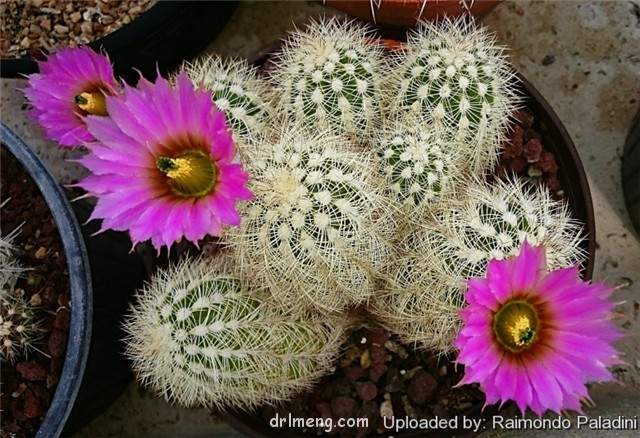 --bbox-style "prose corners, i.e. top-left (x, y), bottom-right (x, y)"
top-left (0, 124), bottom-right (149, 438)
top-left (322, 0), bottom-right (502, 27)
top-left (18, 15), bottom-right (621, 438)
top-left (1, 124), bottom-right (91, 438)
top-left (0, 0), bottom-right (238, 84)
